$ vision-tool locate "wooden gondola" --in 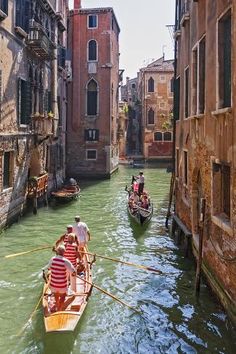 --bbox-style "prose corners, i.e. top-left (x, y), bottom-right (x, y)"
top-left (51, 186), bottom-right (80, 202)
top-left (127, 199), bottom-right (153, 226)
top-left (126, 177), bottom-right (153, 226)
top-left (42, 247), bottom-right (93, 333)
